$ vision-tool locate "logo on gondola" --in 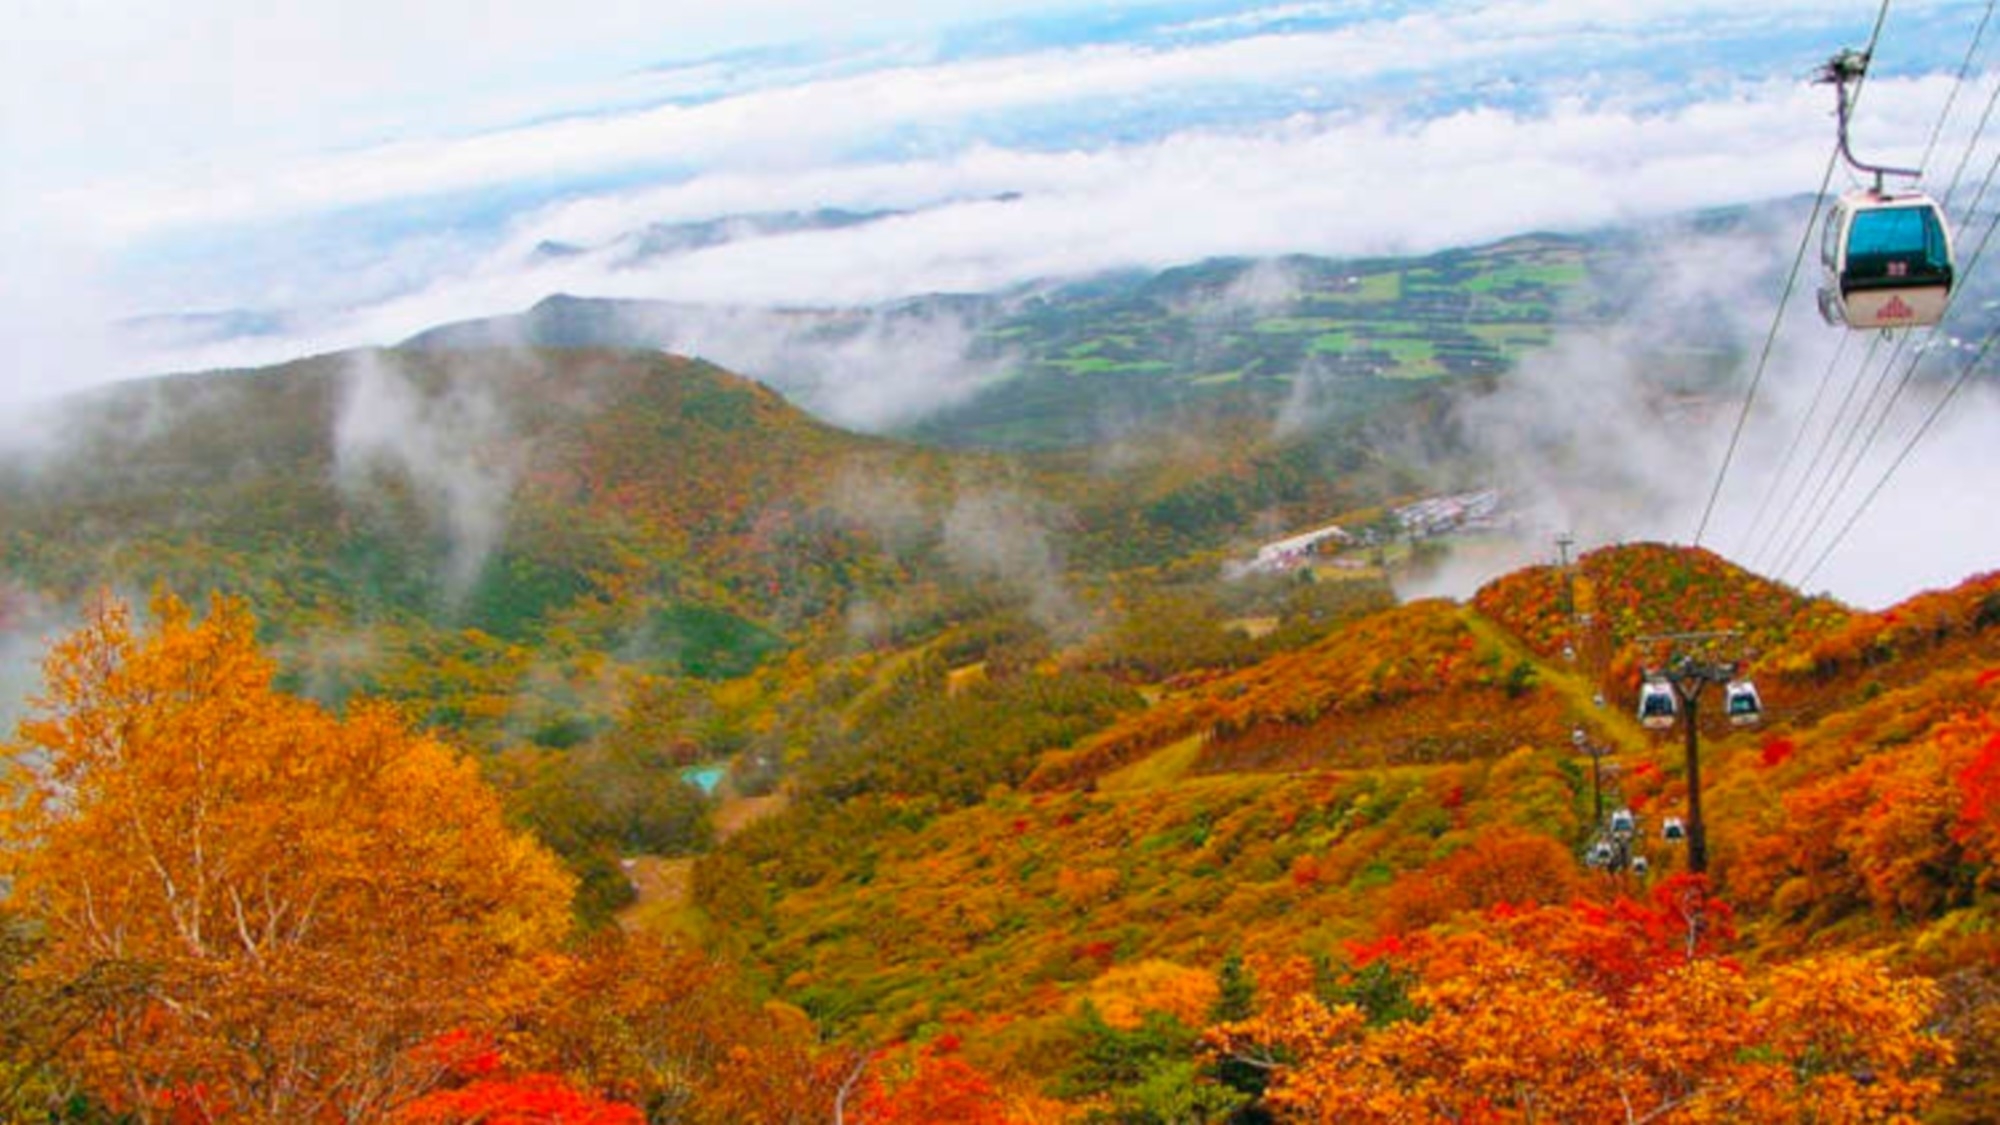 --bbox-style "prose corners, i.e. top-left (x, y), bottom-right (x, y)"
top-left (1879, 295), bottom-right (1915, 321)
